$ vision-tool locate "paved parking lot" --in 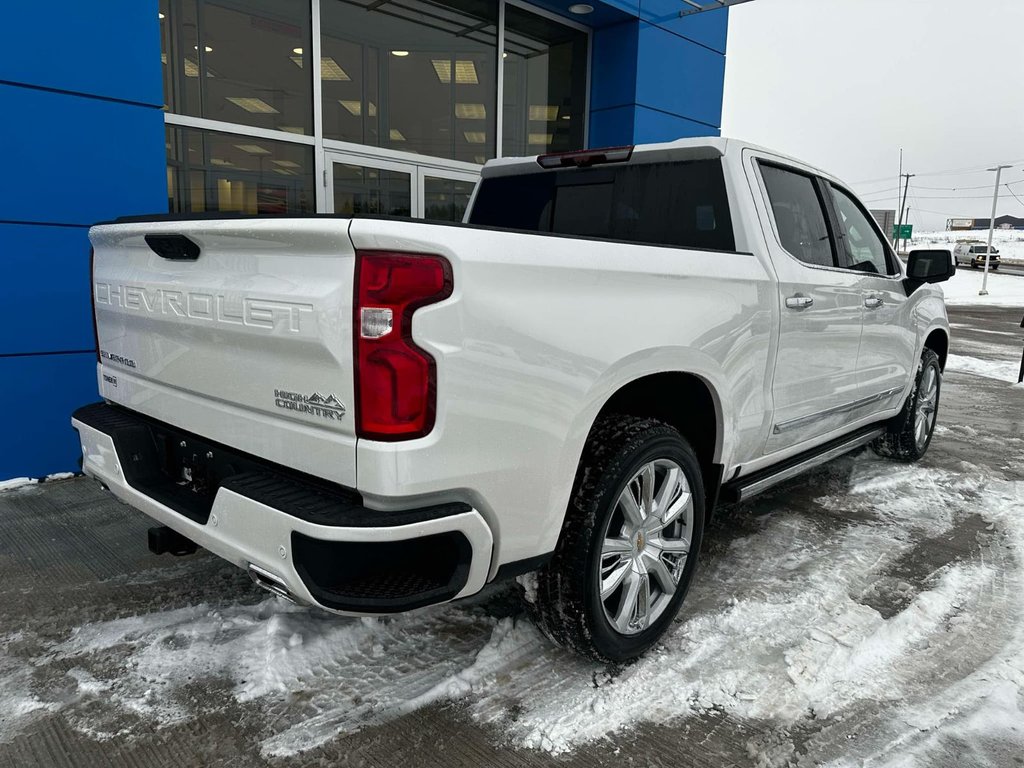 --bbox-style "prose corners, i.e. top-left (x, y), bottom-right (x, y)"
top-left (1, 306), bottom-right (1023, 768)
